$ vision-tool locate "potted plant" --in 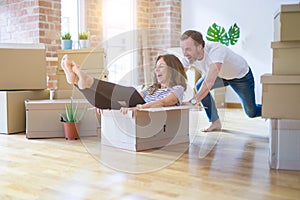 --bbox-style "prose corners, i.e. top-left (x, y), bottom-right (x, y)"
top-left (60, 97), bottom-right (86, 140)
top-left (78, 31), bottom-right (90, 48)
top-left (61, 32), bottom-right (73, 50)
